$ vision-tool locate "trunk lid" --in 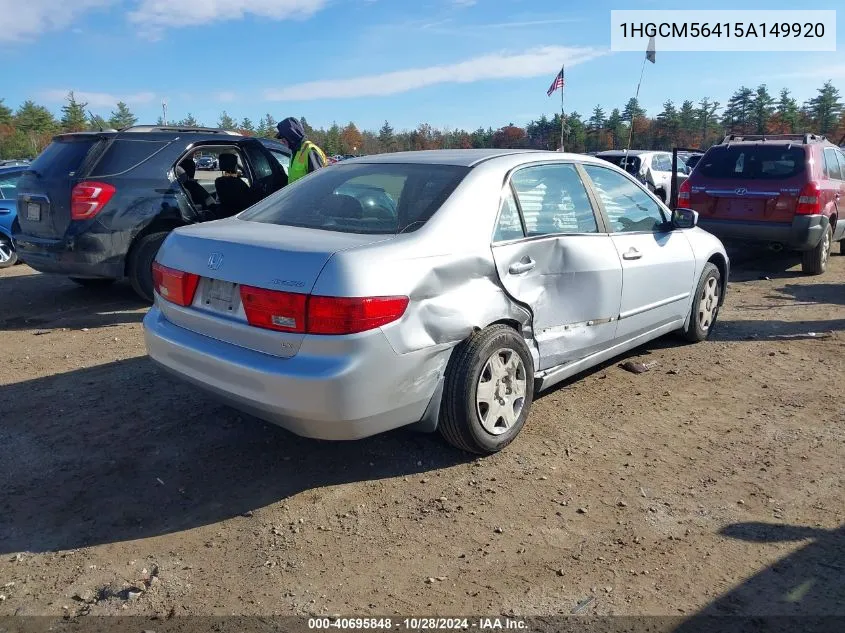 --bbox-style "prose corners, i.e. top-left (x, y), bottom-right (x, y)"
top-left (16, 134), bottom-right (109, 239)
top-left (155, 218), bottom-right (393, 358)
top-left (689, 144), bottom-right (809, 223)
